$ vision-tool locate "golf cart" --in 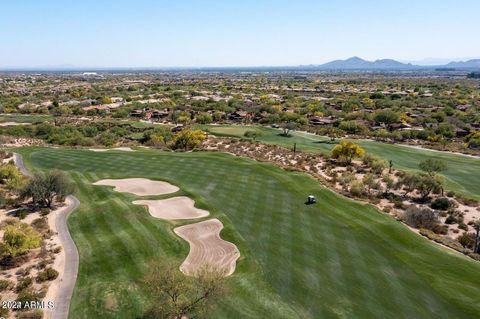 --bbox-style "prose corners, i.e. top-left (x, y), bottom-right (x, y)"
top-left (307, 195), bottom-right (316, 204)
